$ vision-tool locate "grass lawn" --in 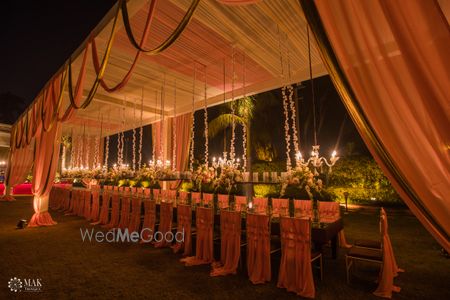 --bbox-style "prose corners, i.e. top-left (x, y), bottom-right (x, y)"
top-left (0, 197), bottom-right (448, 299)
